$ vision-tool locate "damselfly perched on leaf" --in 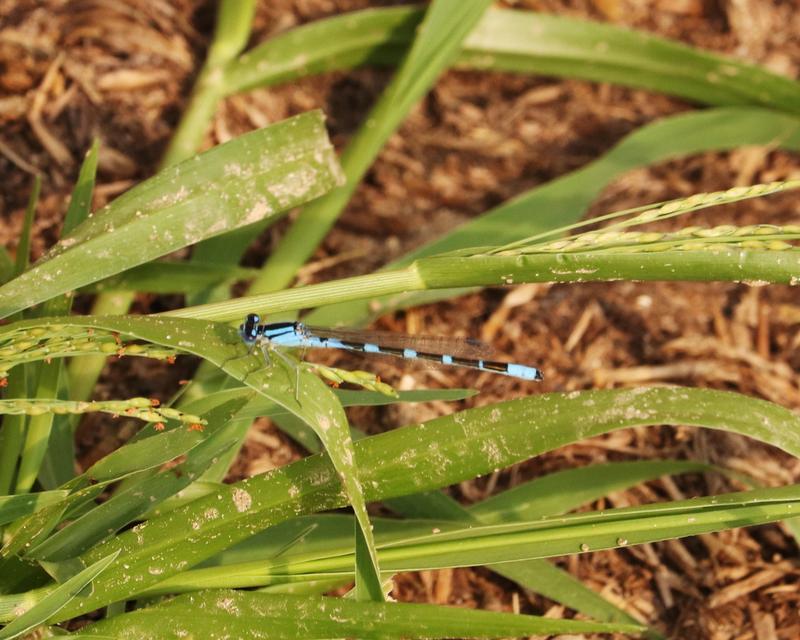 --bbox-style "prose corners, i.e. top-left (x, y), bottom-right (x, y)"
top-left (238, 313), bottom-right (542, 382)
